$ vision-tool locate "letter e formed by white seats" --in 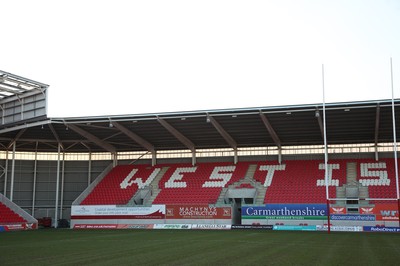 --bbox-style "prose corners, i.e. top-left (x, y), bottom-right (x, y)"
top-left (165, 167), bottom-right (197, 188)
